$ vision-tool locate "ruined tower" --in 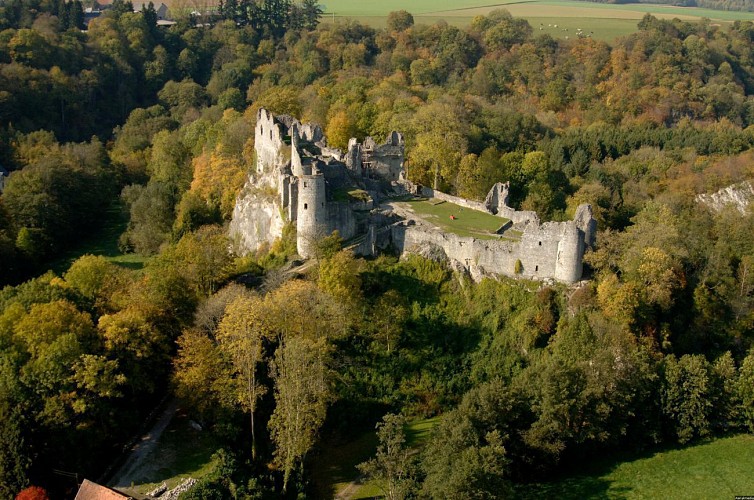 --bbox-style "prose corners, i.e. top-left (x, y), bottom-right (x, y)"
top-left (554, 223), bottom-right (584, 283)
top-left (296, 169), bottom-right (327, 258)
